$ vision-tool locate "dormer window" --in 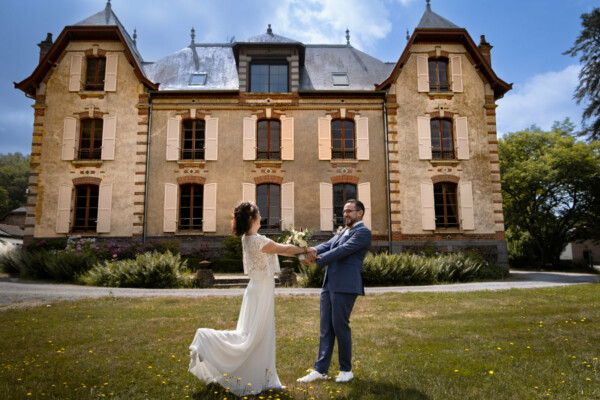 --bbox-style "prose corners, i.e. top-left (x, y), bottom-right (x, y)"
top-left (250, 61), bottom-right (288, 93)
top-left (189, 73), bottom-right (207, 86)
top-left (332, 73), bottom-right (349, 86)
top-left (85, 57), bottom-right (106, 91)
